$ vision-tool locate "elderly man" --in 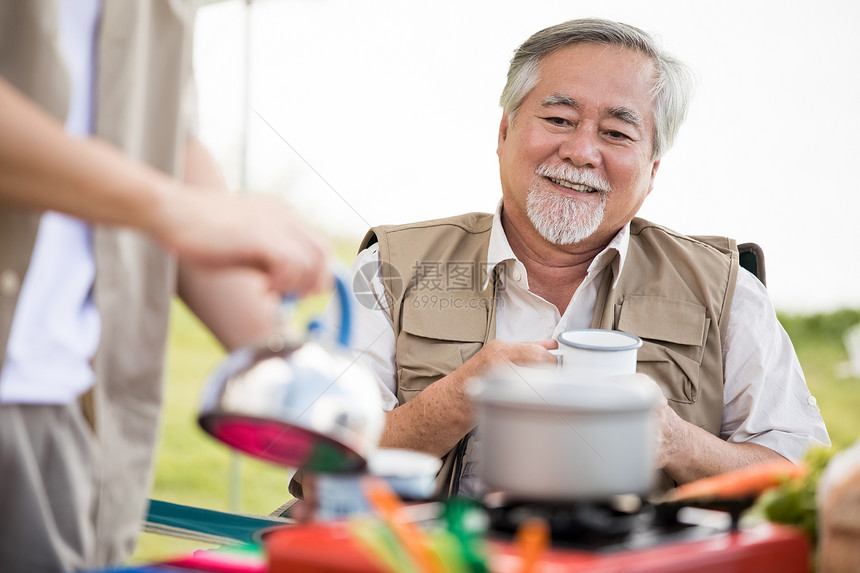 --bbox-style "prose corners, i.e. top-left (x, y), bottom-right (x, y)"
top-left (319, 18), bottom-right (829, 498)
